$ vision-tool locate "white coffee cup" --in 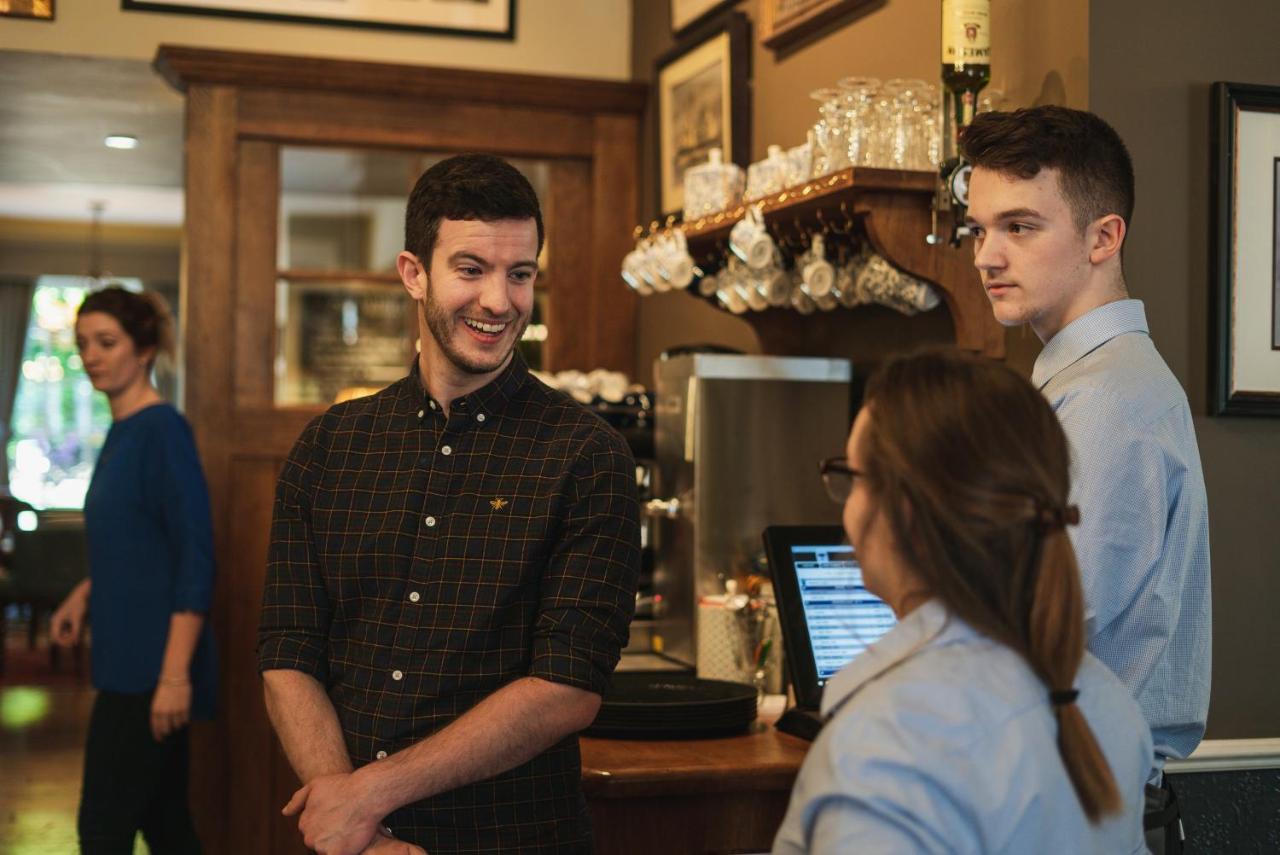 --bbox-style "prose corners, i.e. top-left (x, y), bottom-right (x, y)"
top-left (740, 278), bottom-right (769, 312)
top-left (621, 248), bottom-right (655, 295)
top-left (801, 234), bottom-right (835, 298)
top-left (757, 265), bottom-right (792, 307)
top-left (729, 204), bottom-right (776, 270)
top-left (697, 270), bottom-right (720, 297)
top-left (790, 287), bottom-right (817, 315)
top-left (654, 230), bottom-right (696, 290)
